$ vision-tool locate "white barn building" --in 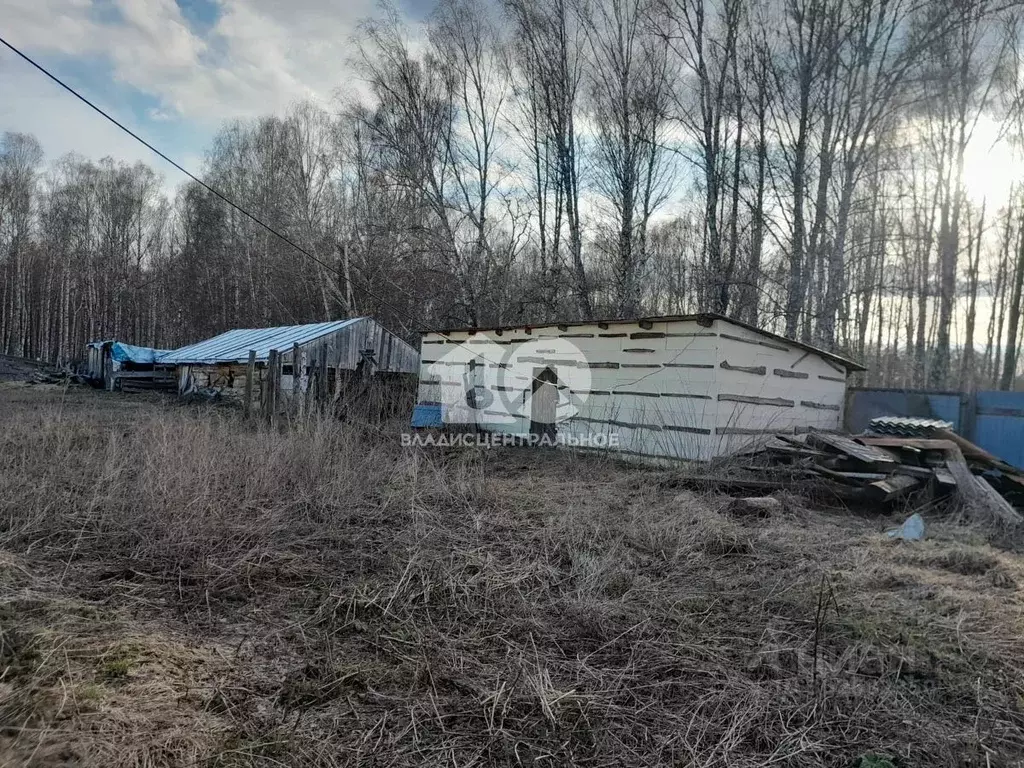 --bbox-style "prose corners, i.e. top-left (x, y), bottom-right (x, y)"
top-left (413, 313), bottom-right (864, 461)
